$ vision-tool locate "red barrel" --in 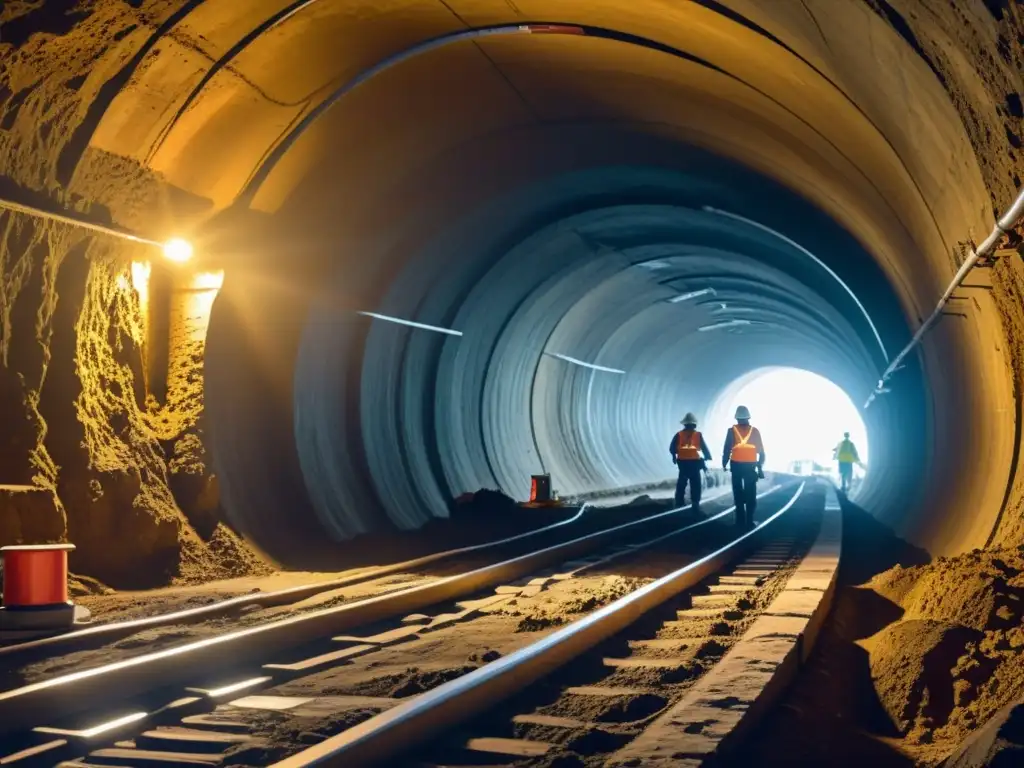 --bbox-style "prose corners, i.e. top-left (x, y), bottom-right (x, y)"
top-left (1, 544), bottom-right (75, 606)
